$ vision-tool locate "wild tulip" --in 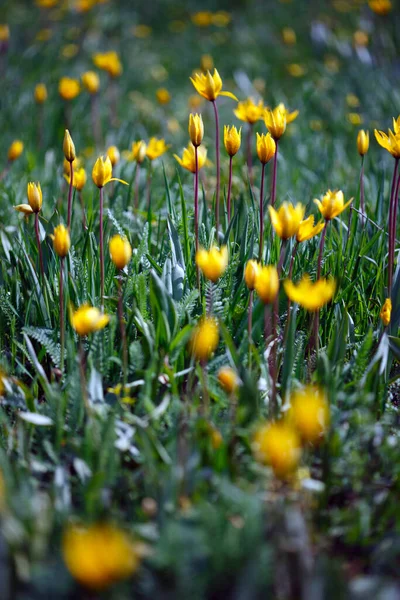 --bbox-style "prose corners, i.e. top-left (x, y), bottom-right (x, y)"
top-left (107, 145), bottom-right (120, 167)
top-left (224, 125), bottom-right (241, 223)
top-left (256, 132), bottom-right (276, 261)
top-left (283, 274), bottom-right (336, 312)
top-left (51, 224), bottom-right (70, 372)
top-left (15, 182), bottom-right (44, 281)
top-left (217, 366), bottom-right (240, 395)
top-left (58, 77), bottom-right (80, 101)
top-left (7, 140), bottom-right (24, 162)
top-left (63, 129), bottom-right (76, 229)
top-left (196, 246), bottom-right (228, 283)
top-left (252, 421), bottom-right (301, 478)
top-left (244, 259), bottom-right (260, 342)
top-left (145, 137), bottom-right (169, 208)
top-left (34, 83), bottom-right (47, 104)
top-left (190, 317), bottom-right (219, 362)
top-left (130, 140), bottom-right (147, 210)
top-left (188, 114), bottom-right (205, 280)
